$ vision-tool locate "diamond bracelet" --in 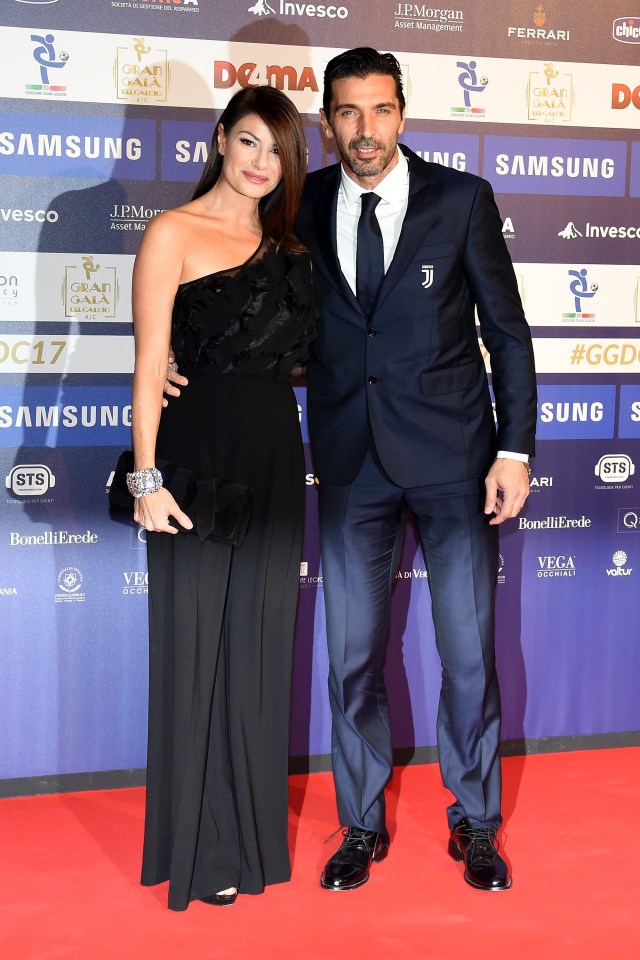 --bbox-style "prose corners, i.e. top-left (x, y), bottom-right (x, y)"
top-left (126, 467), bottom-right (163, 498)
